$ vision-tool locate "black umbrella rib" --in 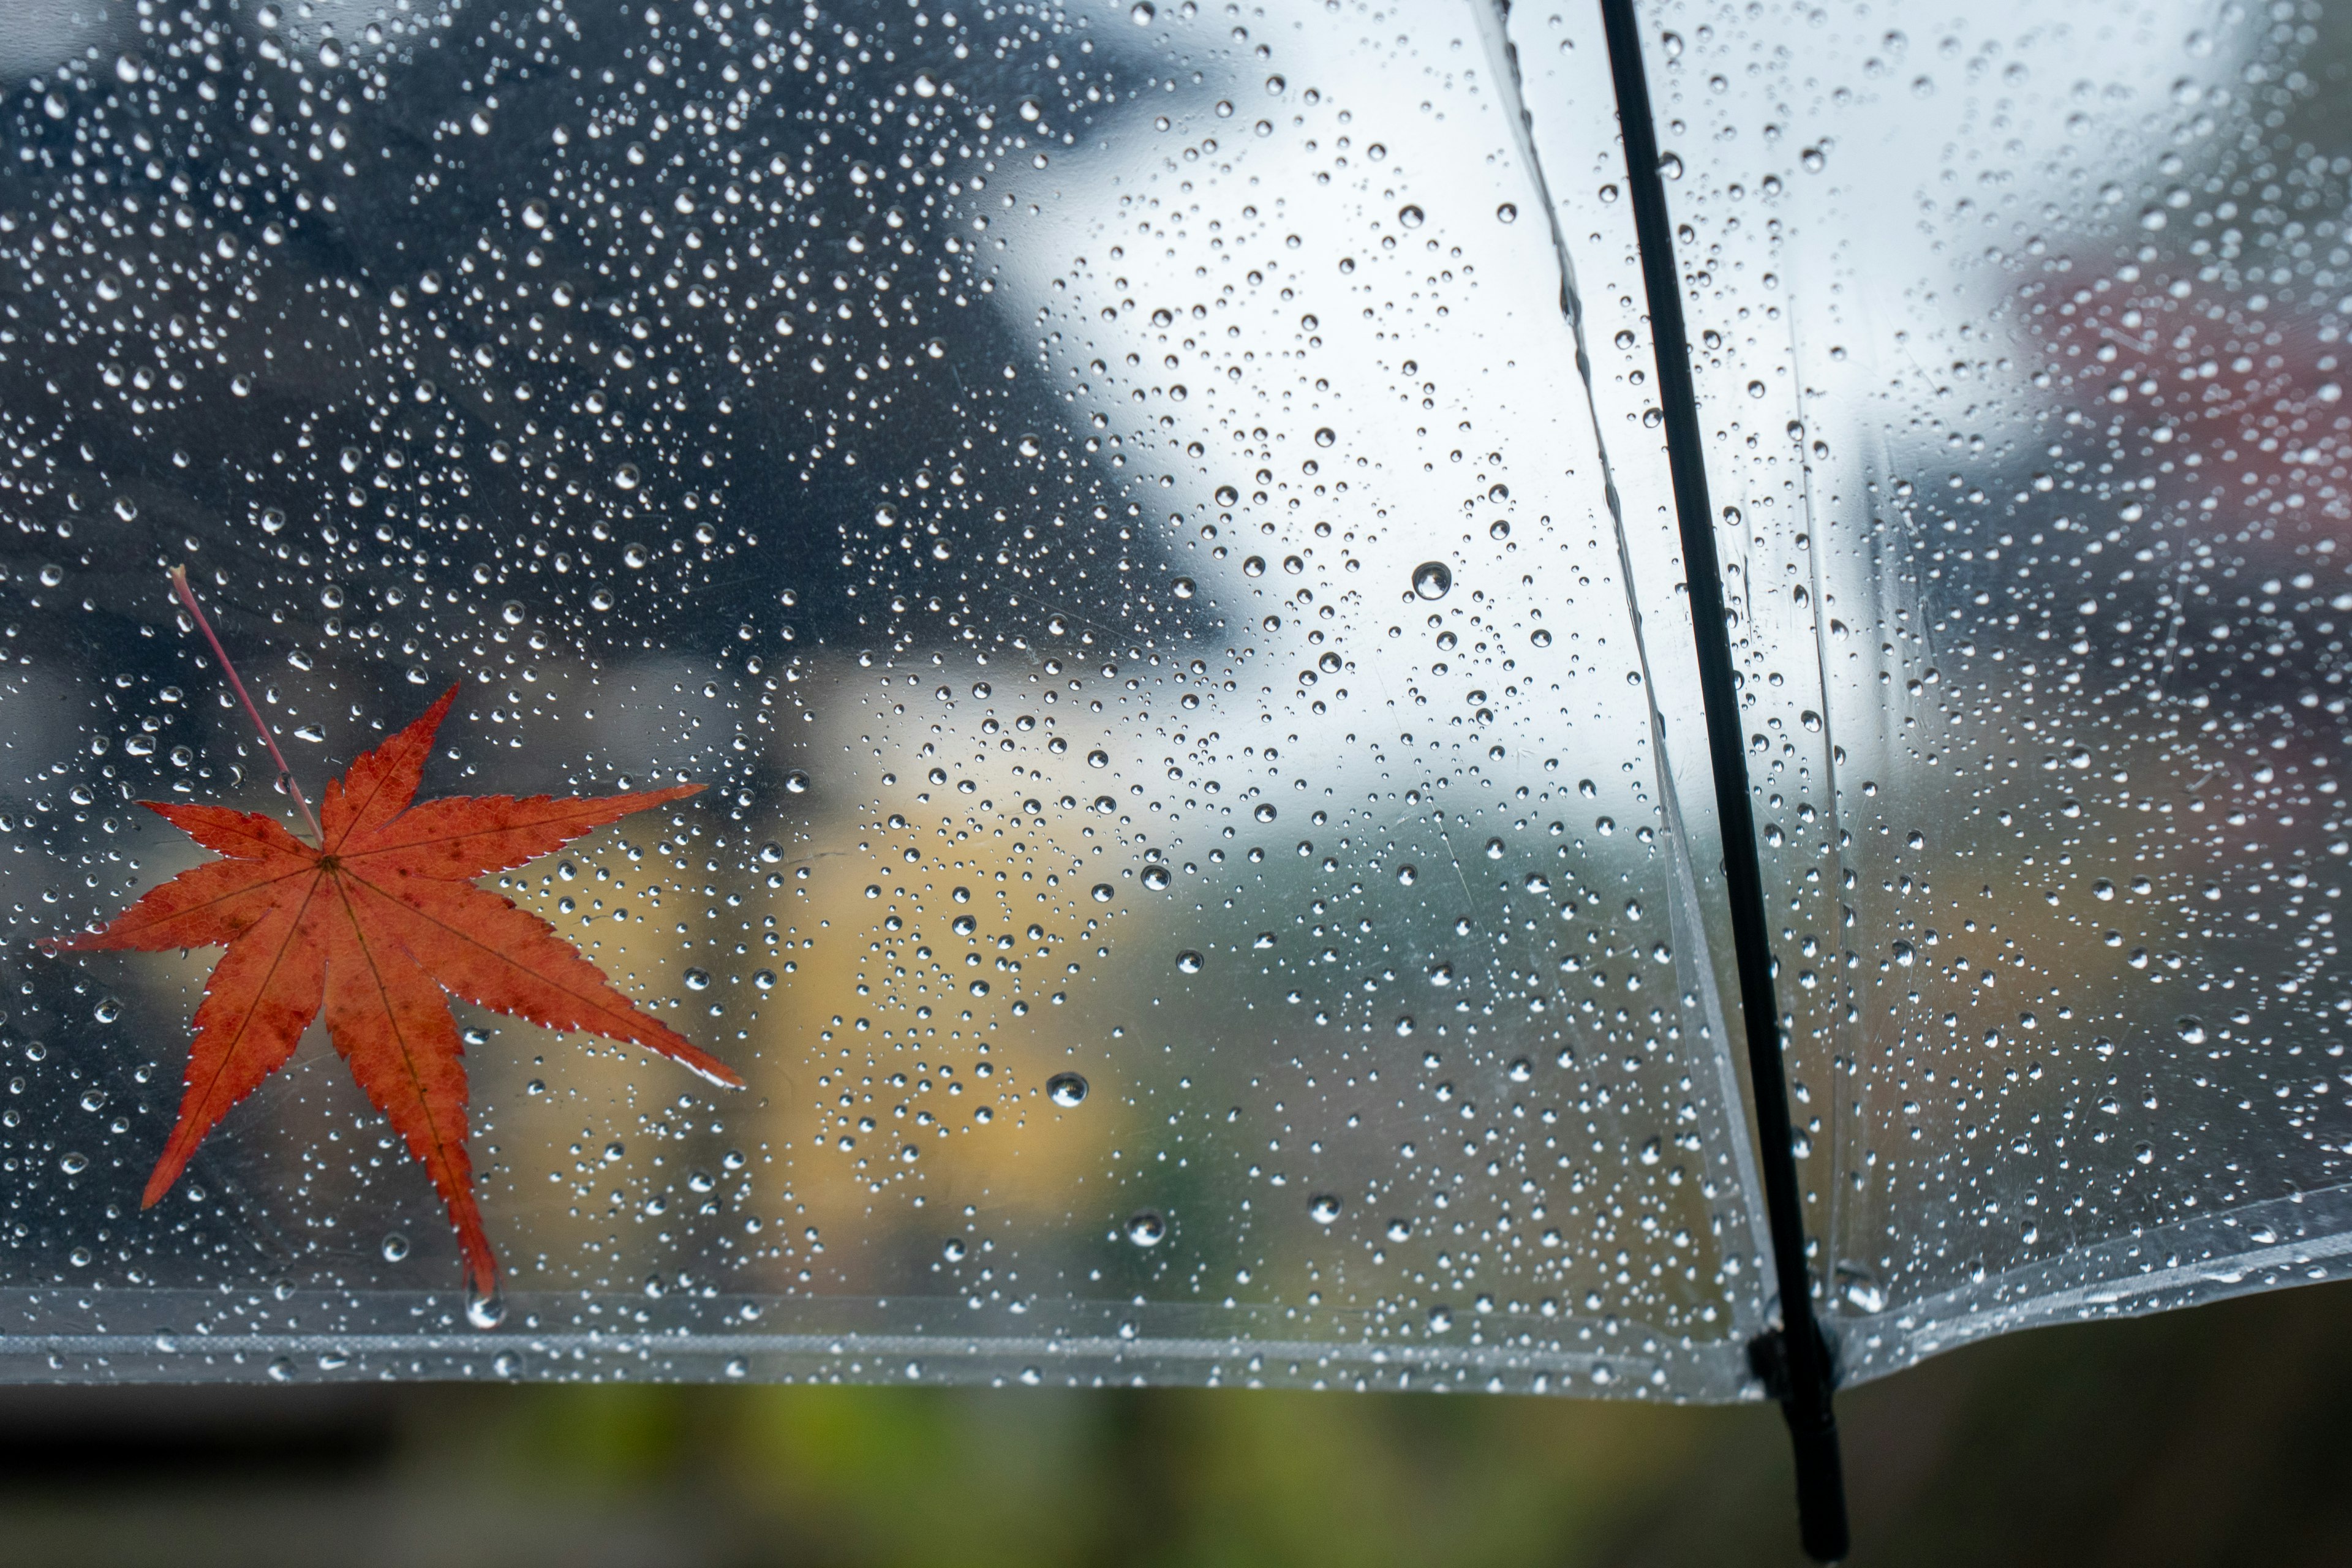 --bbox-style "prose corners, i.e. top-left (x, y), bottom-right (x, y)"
top-left (1593, 2), bottom-right (1850, 1560)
